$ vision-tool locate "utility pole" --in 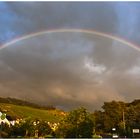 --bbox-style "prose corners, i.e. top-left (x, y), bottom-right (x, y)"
top-left (122, 110), bottom-right (126, 137)
top-left (123, 110), bottom-right (125, 129)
